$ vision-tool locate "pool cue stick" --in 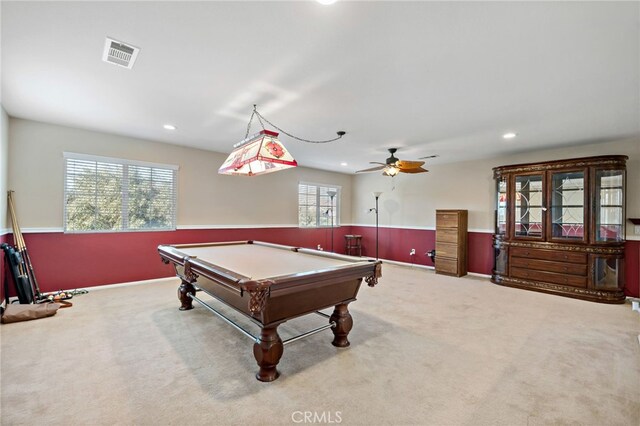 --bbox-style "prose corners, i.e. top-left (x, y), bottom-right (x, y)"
top-left (7, 192), bottom-right (27, 263)
top-left (8, 191), bottom-right (40, 295)
top-left (7, 192), bottom-right (30, 278)
top-left (6, 193), bottom-right (33, 303)
top-left (7, 191), bottom-right (42, 301)
top-left (8, 191), bottom-right (40, 300)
